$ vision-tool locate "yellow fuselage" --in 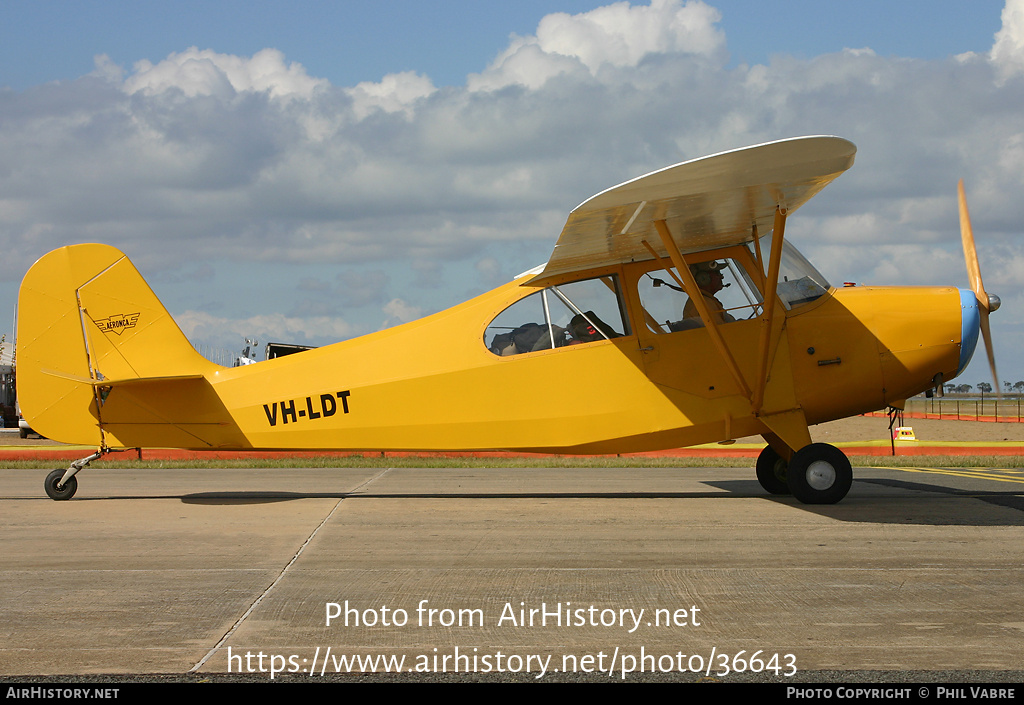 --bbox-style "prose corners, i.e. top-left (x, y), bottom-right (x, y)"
top-left (32, 247), bottom-right (965, 454)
